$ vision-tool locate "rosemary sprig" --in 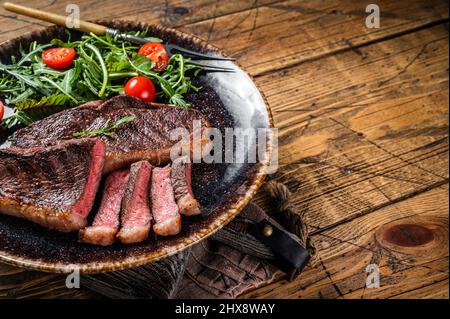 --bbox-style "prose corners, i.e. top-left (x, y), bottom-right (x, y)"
top-left (73, 115), bottom-right (135, 137)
